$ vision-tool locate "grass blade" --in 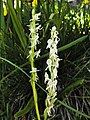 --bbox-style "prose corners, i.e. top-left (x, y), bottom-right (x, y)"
top-left (7, 0), bottom-right (27, 50)
top-left (37, 35), bottom-right (88, 60)
top-left (0, 57), bottom-right (30, 79)
top-left (0, 0), bottom-right (5, 79)
top-left (14, 97), bottom-right (34, 118)
top-left (58, 100), bottom-right (90, 119)
top-left (60, 79), bottom-right (85, 95)
top-left (58, 35), bottom-right (88, 52)
top-left (0, 62), bottom-right (28, 83)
